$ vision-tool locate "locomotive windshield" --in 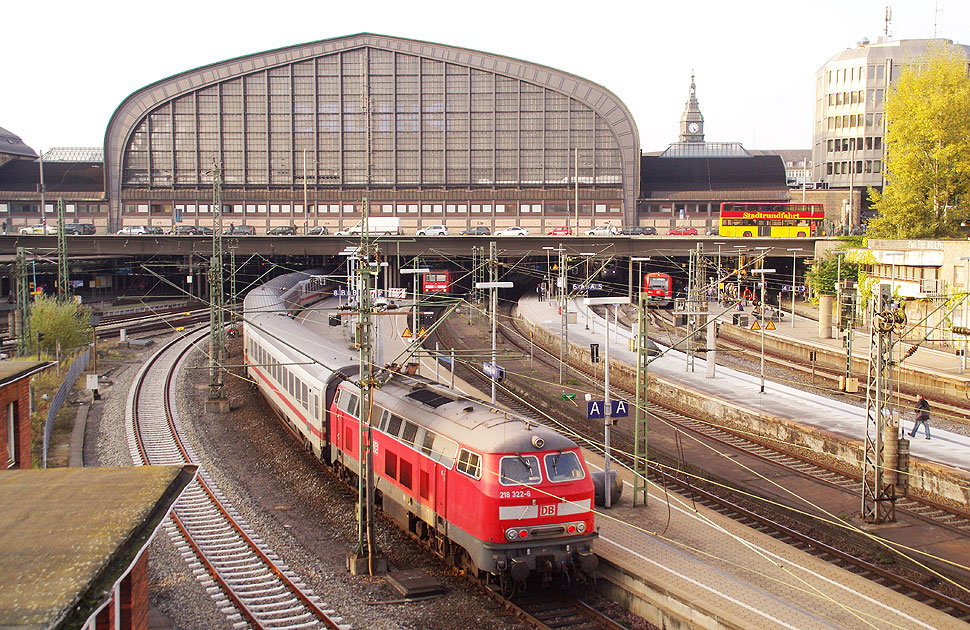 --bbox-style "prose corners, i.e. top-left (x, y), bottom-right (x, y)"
top-left (544, 451), bottom-right (585, 482)
top-left (648, 277), bottom-right (668, 289)
top-left (499, 455), bottom-right (542, 485)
